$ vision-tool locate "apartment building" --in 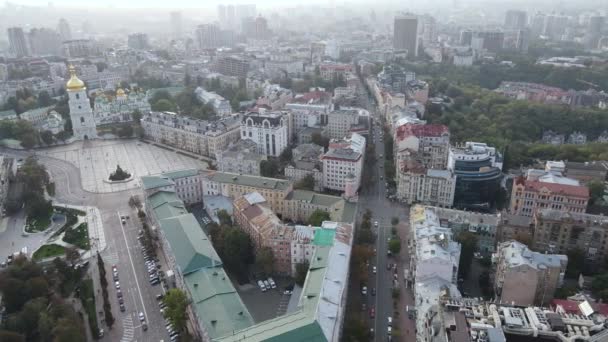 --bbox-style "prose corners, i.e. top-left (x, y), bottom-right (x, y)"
top-left (141, 111), bottom-right (241, 158)
top-left (321, 146), bottom-right (363, 193)
top-left (240, 111), bottom-right (290, 157)
top-left (284, 143), bottom-right (324, 191)
top-left (397, 157), bottom-right (456, 207)
top-left (232, 192), bottom-right (350, 276)
top-left (409, 205), bottom-right (462, 342)
top-left (395, 123), bottom-right (450, 170)
top-left (564, 161), bottom-right (608, 184)
top-left (214, 55), bottom-right (249, 78)
top-left (533, 209), bottom-right (608, 268)
top-left (194, 87), bottom-right (232, 116)
top-left (494, 240), bottom-right (567, 306)
top-left (433, 207), bottom-right (500, 254)
top-left (318, 62), bottom-right (354, 81)
top-left (215, 139), bottom-right (266, 176)
top-left (509, 171), bottom-right (589, 217)
top-left (325, 109), bottom-right (361, 140)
